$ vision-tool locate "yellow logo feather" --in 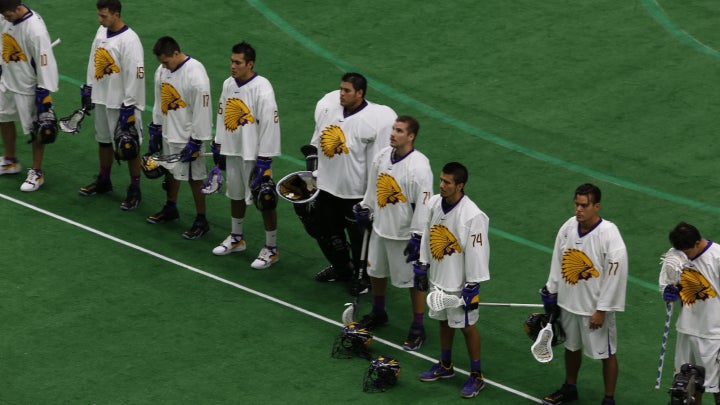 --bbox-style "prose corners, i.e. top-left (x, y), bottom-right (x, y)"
top-left (679, 268), bottom-right (717, 306)
top-left (561, 248), bottom-right (600, 285)
top-left (429, 224), bottom-right (462, 261)
top-left (376, 173), bottom-right (407, 208)
top-left (94, 47), bottom-right (120, 80)
top-left (224, 98), bottom-right (255, 131)
top-left (2, 33), bottom-right (27, 63)
top-left (320, 125), bottom-right (349, 158)
top-left (160, 82), bottom-right (187, 115)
